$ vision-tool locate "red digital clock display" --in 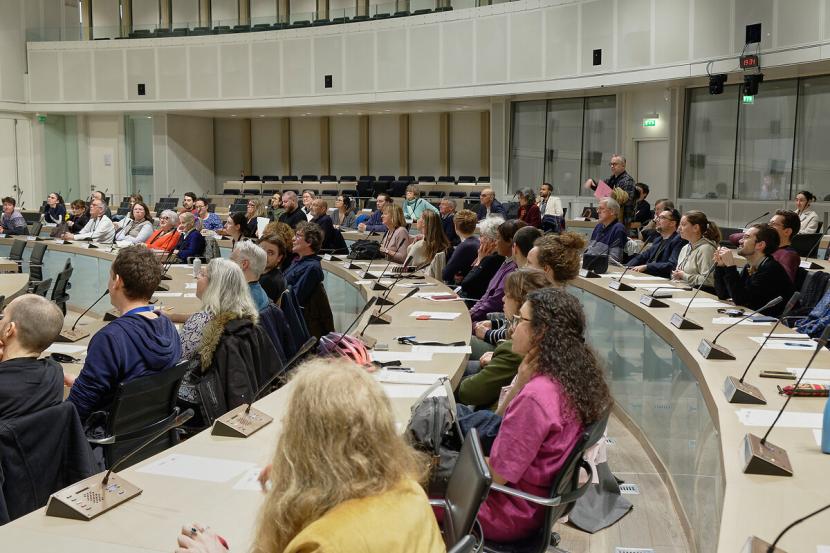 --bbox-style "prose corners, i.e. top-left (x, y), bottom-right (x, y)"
top-left (740, 55), bottom-right (759, 69)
